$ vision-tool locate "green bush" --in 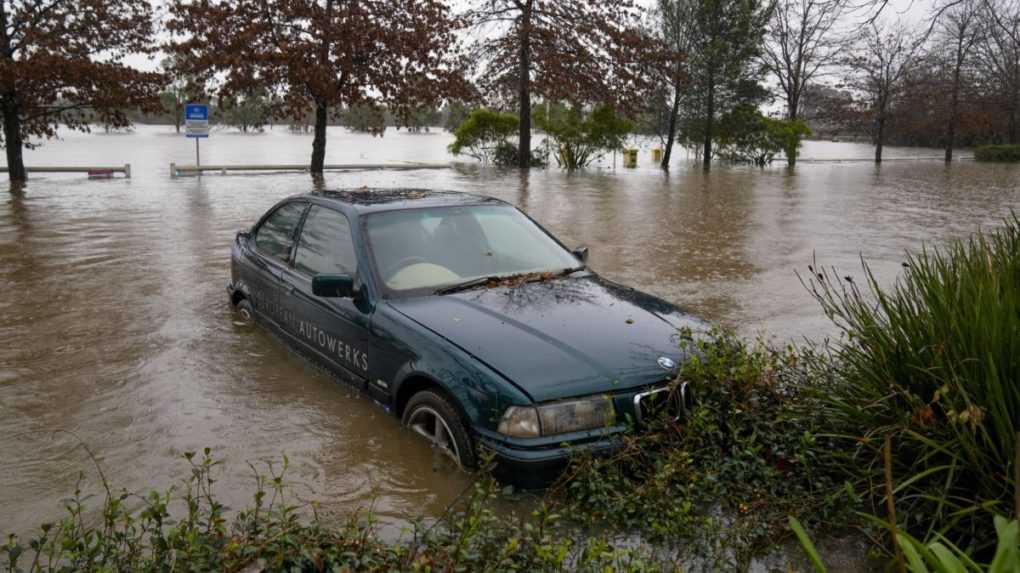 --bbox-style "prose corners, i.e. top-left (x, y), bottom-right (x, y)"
top-left (1, 449), bottom-right (674, 572)
top-left (805, 214), bottom-right (1020, 552)
top-left (534, 104), bottom-right (631, 170)
top-left (715, 105), bottom-right (811, 166)
top-left (791, 515), bottom-right (1020, 573)
top-left (550, 330), bottom-right (853, 568)
top-left (974, 145), bottom-right (1020, 162)
top-left (447, 108), bottom-right (520, 165)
